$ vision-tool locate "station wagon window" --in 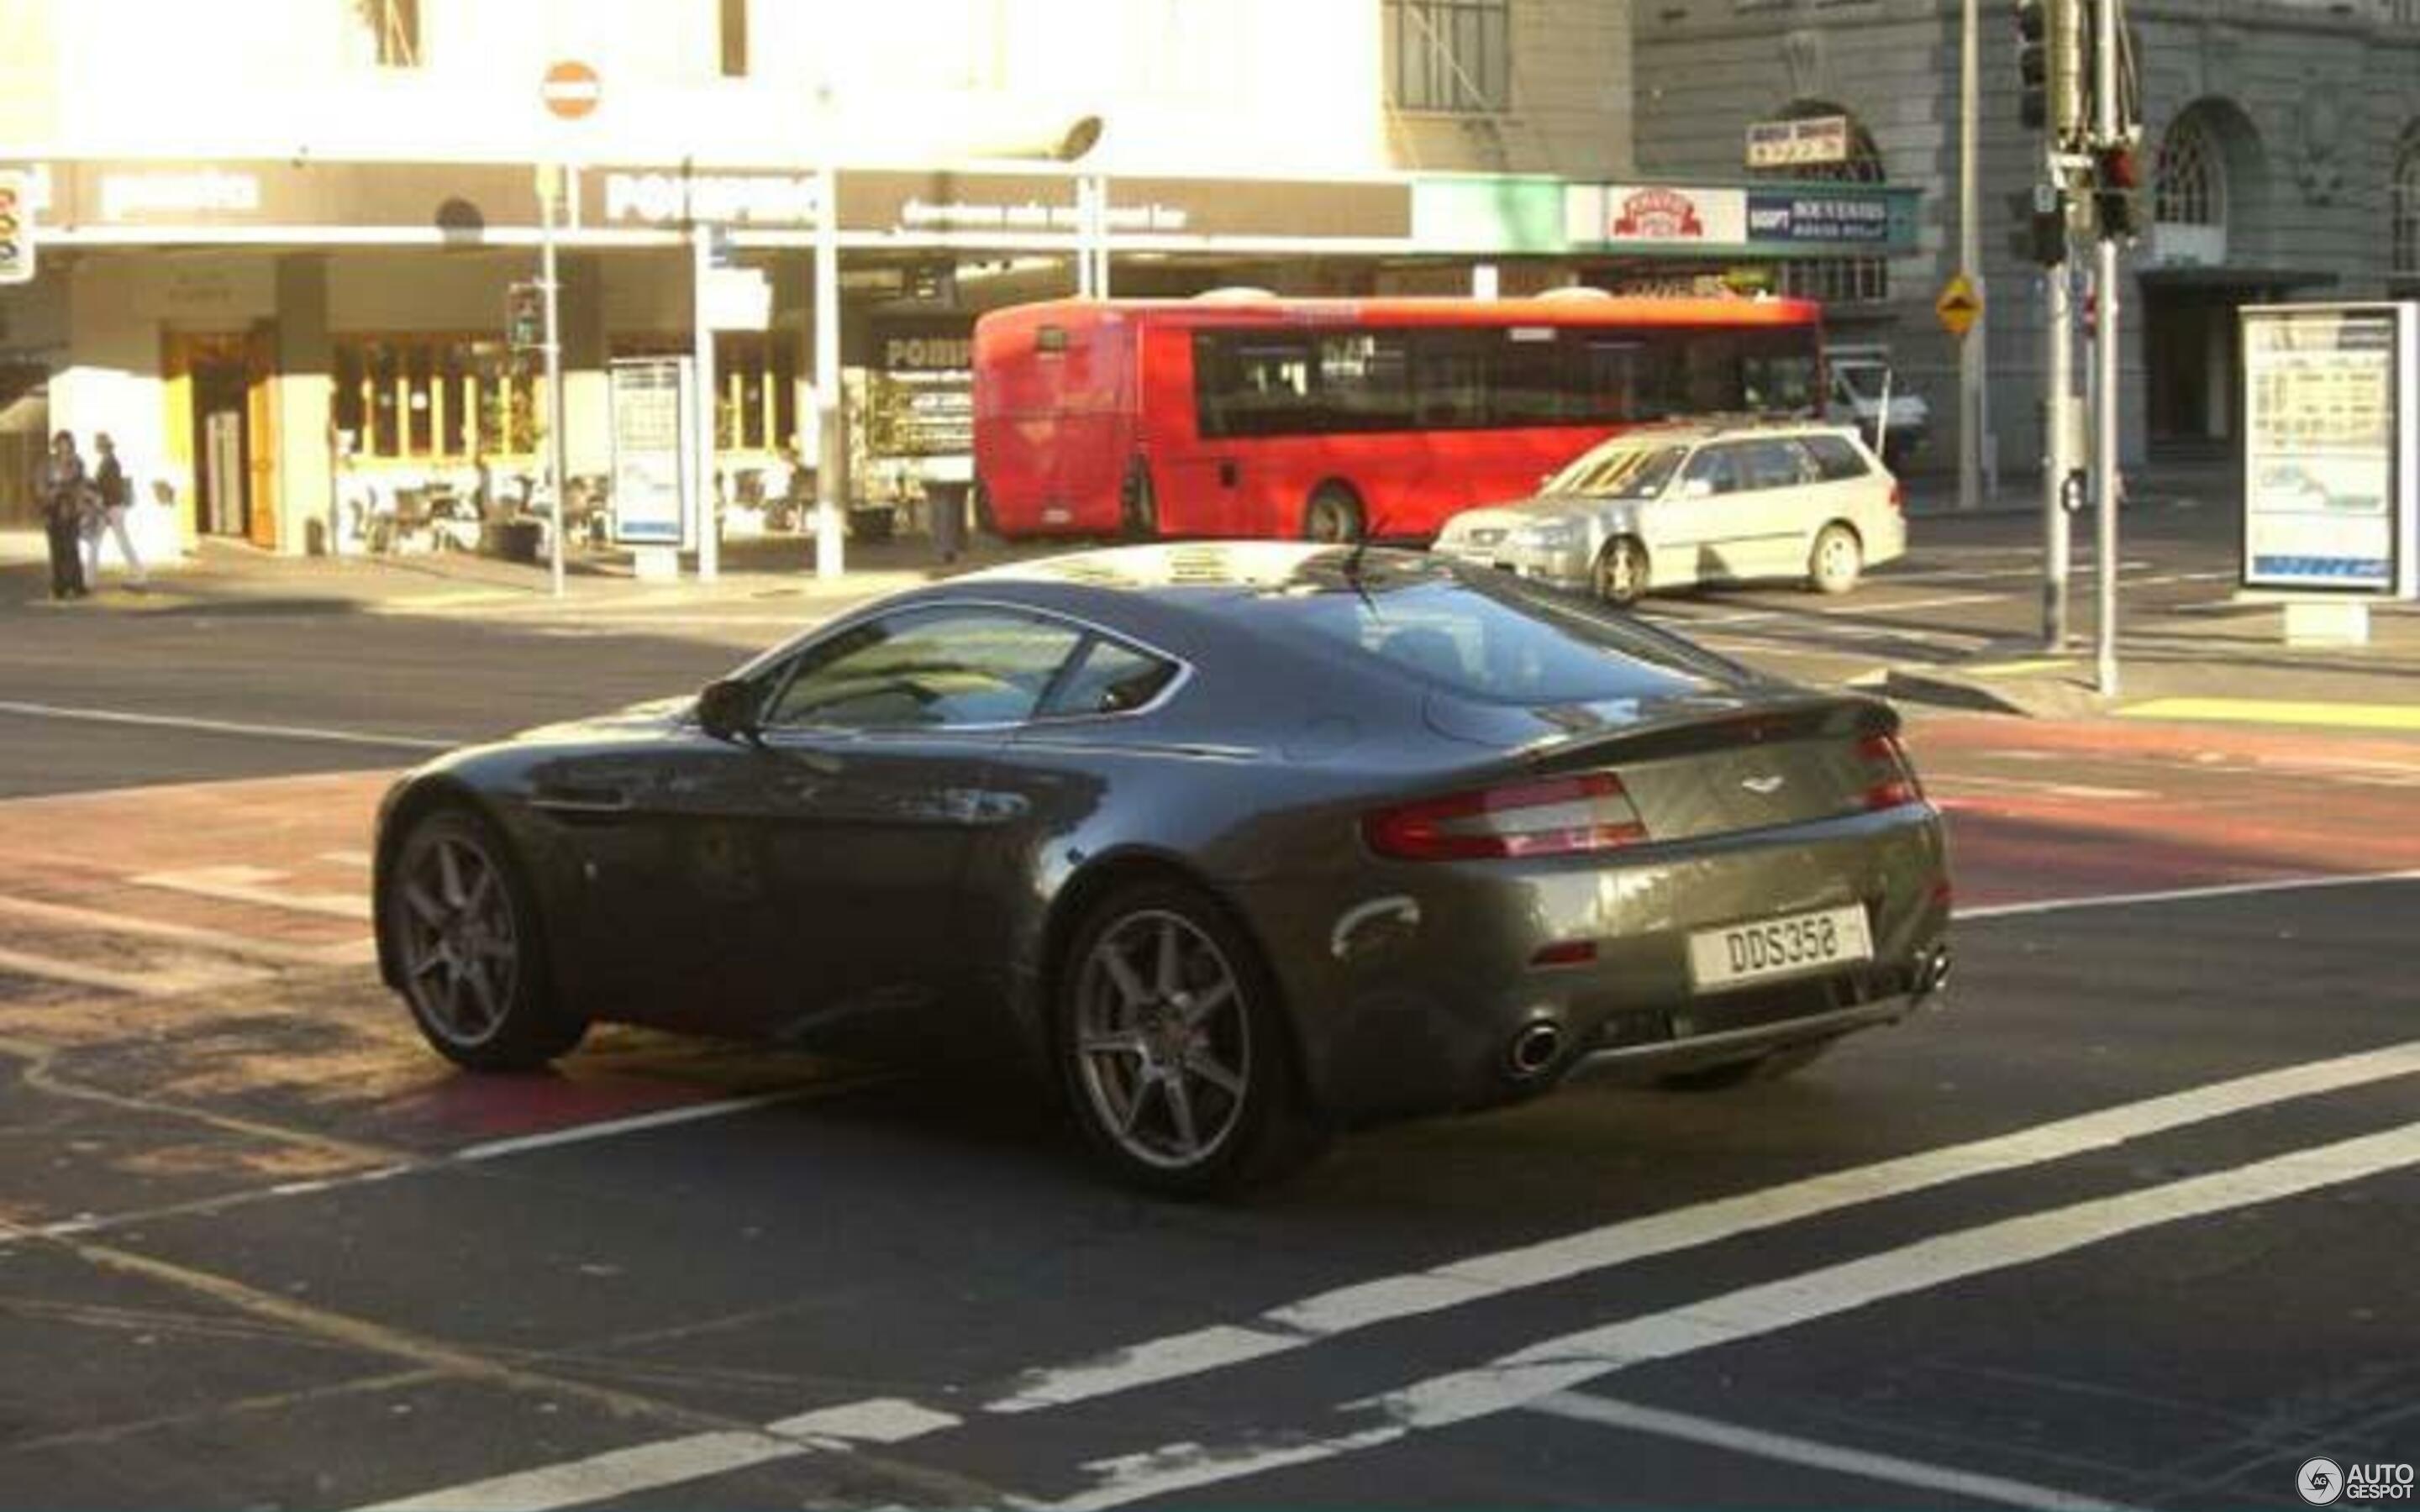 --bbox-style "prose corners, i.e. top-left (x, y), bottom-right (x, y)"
top-left (762, 608), bottom-right (1084, 732)
top-left (1800, 433), bottom-right (1871, 480)
top-left (1039, 637), bottom-right (1181, 718)
top-left (1681, 446), bottom-right (1744, 496)
top-left (1735, 438), bottom-right (1816, 491)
